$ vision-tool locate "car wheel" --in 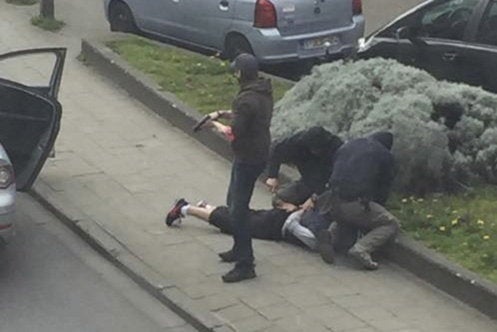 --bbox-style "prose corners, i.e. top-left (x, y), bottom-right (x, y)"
top-left (223, 34), bottom-right (254, 61)
top-left (109, 1), bottom-right (137, 33)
